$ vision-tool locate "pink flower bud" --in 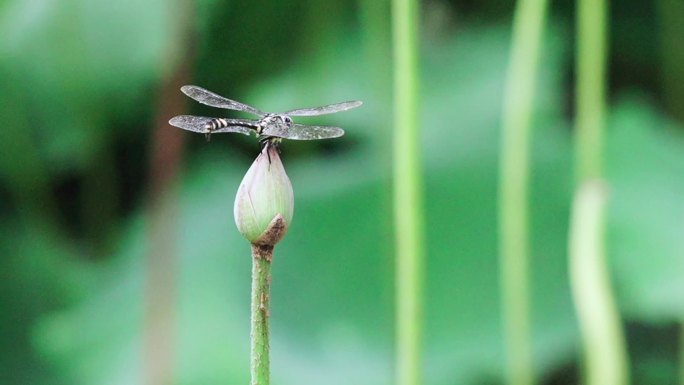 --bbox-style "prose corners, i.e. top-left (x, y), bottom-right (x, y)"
top-left (234, 146), bottom-right (294, 246)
